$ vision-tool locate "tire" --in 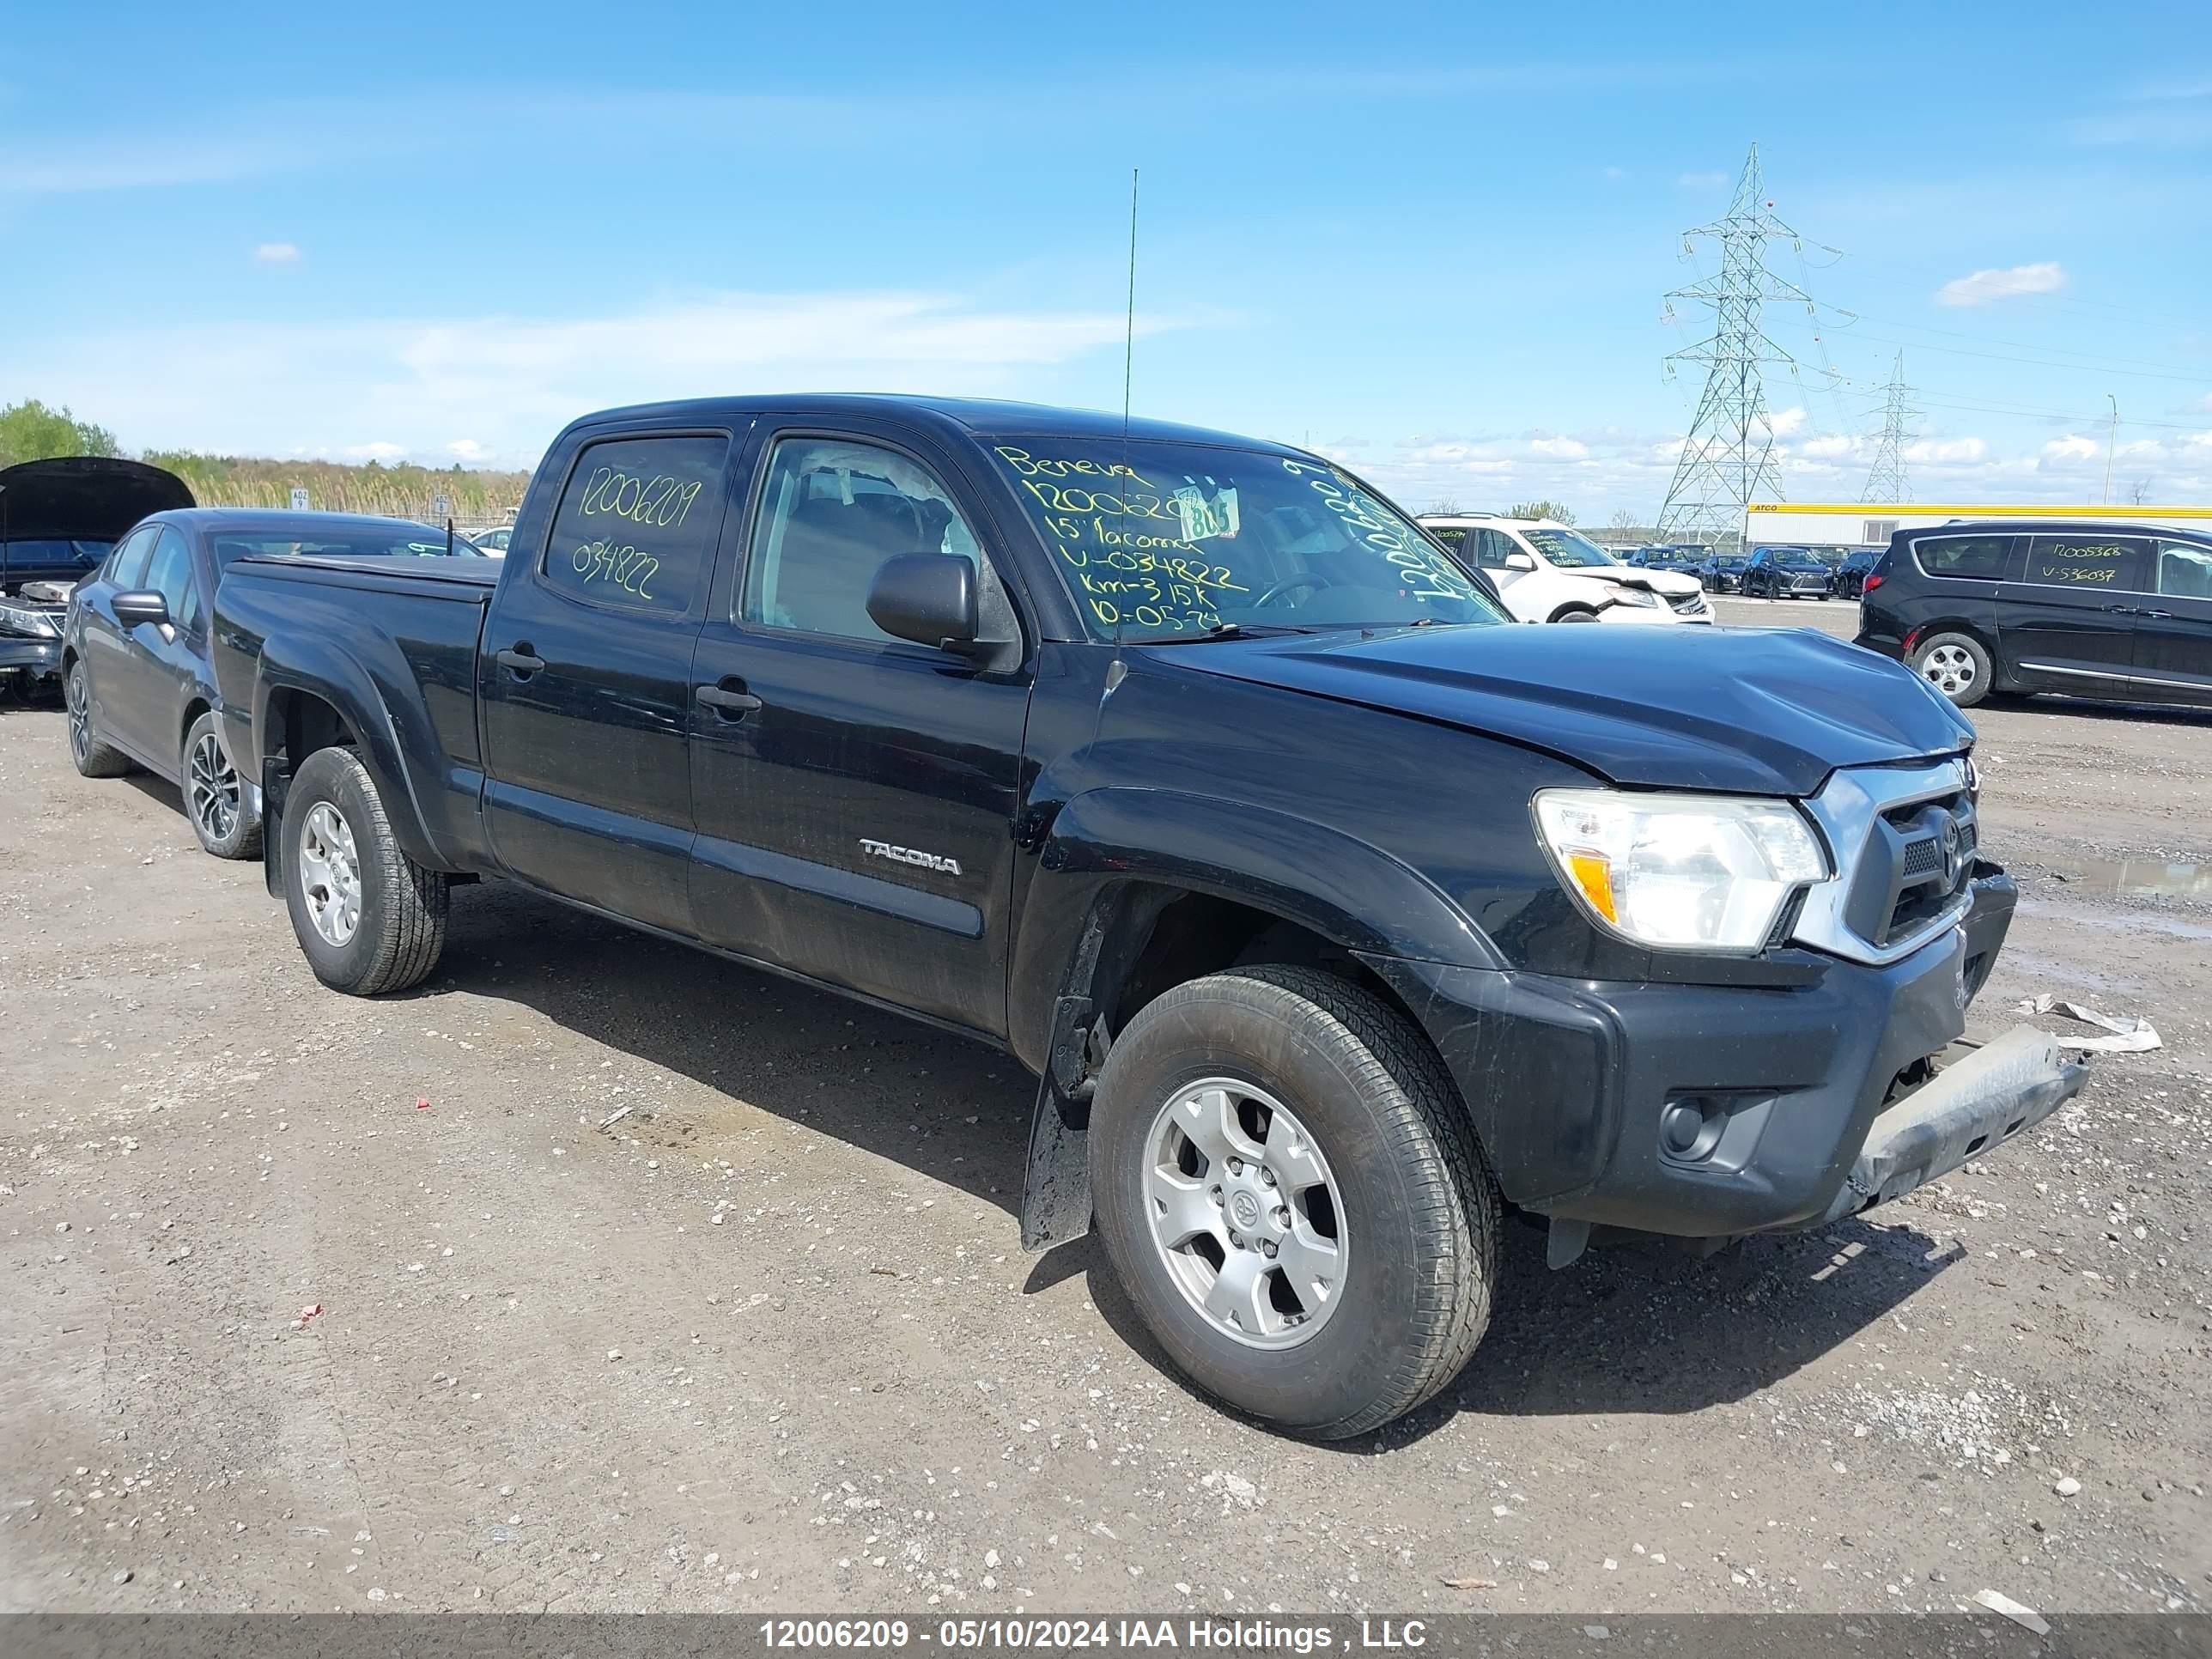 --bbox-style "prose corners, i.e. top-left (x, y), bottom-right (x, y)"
top-left (182, 711), bottom-right (263, 860)
top-left (282, 745), bottom-right (448, 994)
top-left (1551, 606), bottom-right (1599, 624)
top-left (1091, 964), bottom-right (1500, 1440)
top-left (64, 658), bottom-right (132, 778)
top-left (1911, 631), bottom-right (1993, 708)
